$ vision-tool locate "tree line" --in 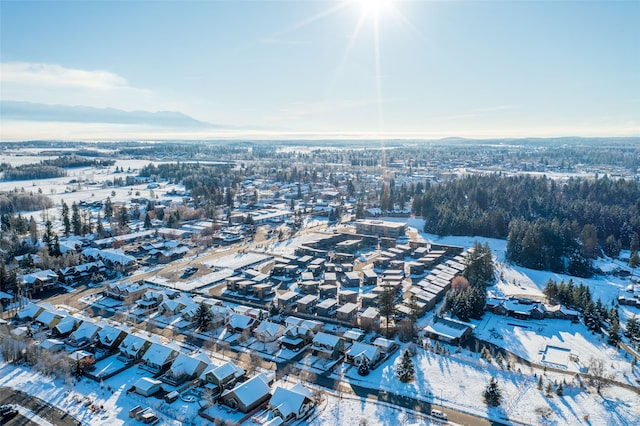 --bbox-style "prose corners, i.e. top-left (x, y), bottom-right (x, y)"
top-left (412, 174), bottom-right (640, 276)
